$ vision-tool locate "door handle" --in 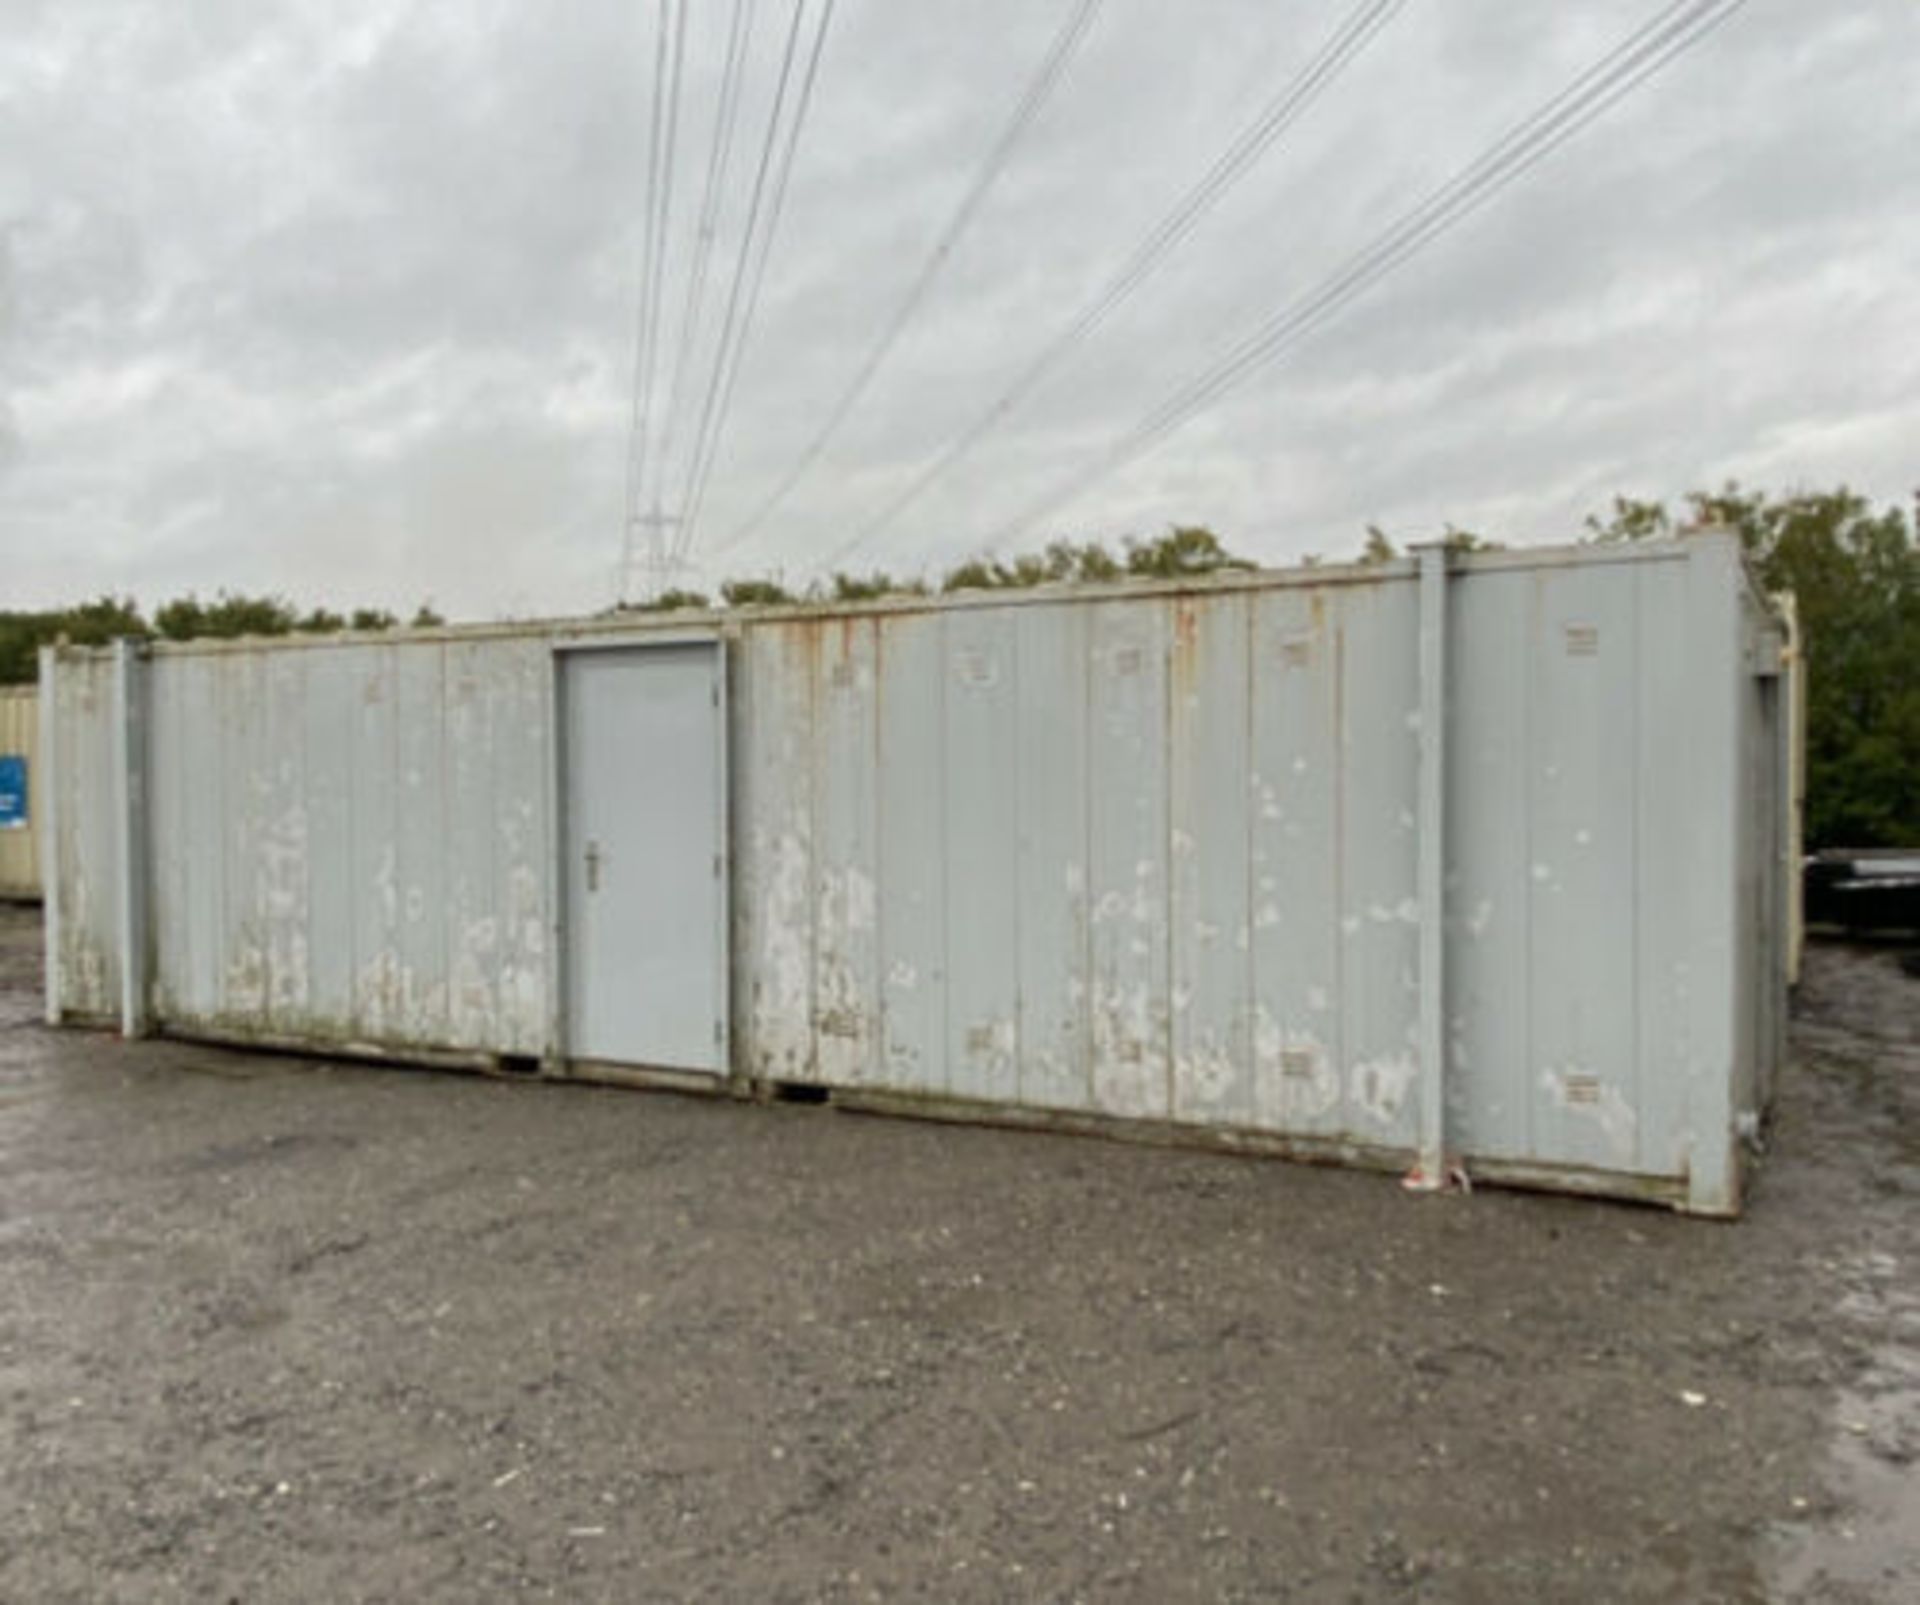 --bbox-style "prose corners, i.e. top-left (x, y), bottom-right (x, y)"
top-left (585, 839), bottom-right (602, 892)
